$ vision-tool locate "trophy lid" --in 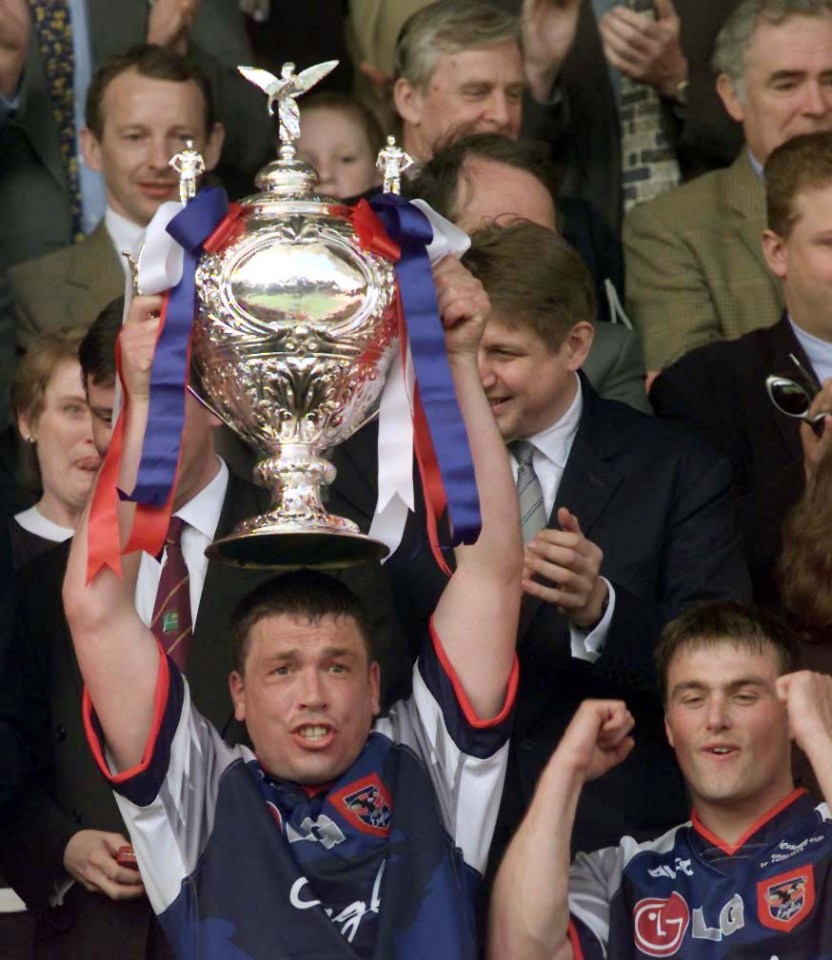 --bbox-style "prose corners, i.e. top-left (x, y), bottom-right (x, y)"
top-left (238, 60), bottom-right (340, 200)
